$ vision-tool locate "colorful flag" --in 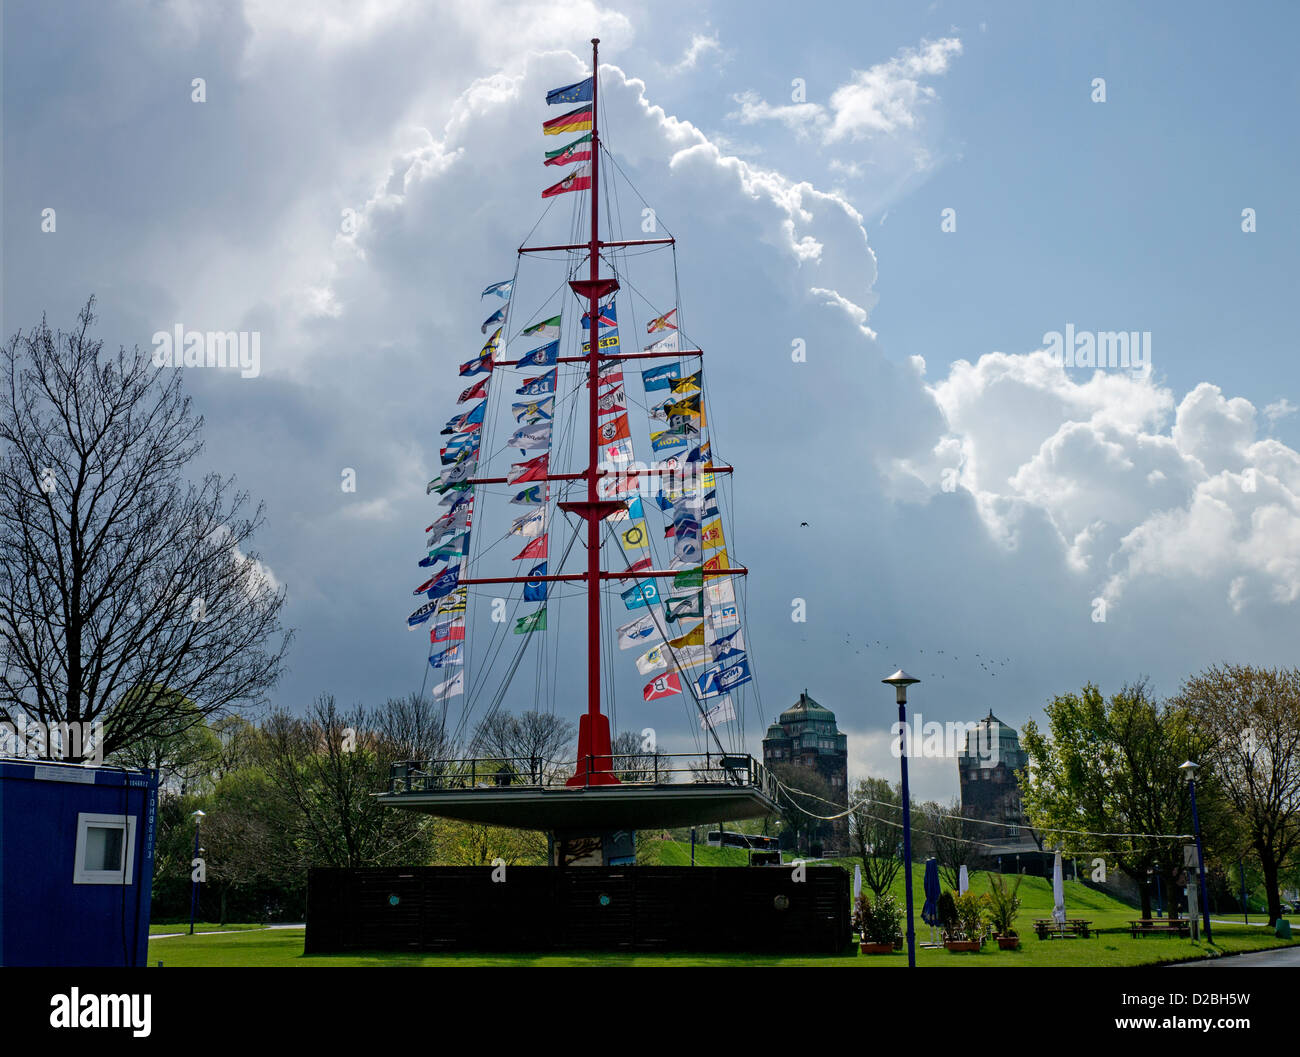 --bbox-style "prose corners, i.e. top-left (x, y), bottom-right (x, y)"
top-left (514, 607), bottom-right (547, 634)
top-left (429, 644), bottom-right (462, 668)
top-left (674, 566), bottom-right (703, 588)
top-left (596, 414), bottom-right (630, 445)
top-left (581, 301), bottom-right (618, 330)
top-left (459, 351), bottom-right (493, 376)
top-left (650, 428), bottom-right (690, 454)
top-left (669, 622), bottom-right (706, 649)
top-left (618, 614), bottom-right (661, 650)
top-left (513, 396), bottom-right (555, 423)
top-left (521, 314), bottom-right (562, 341)
top-left (703, 549), bottom-right (730, 573)
top-left (482, 279), bottom-right (513, 300)
top-left (517, 340), bottom-right (559, 367)
top-left (666, 644), bottom-right (710, 672)
top-left (601, 438), bottom-right (634, 464)
top-left (510, 485), bottom-right (546, 506)
top-left (512, 534), bottom-right (548, 561)
top-left (542, 166), bottom-right (591, 197)
top-left (636, 645), bottom-right (667, 675)
top-left (696, 657), bottom-right (752, 698)
top-left (701, 519), bottom-right (725, 548)
top-left (507, 422), bottom-right (553, 451)
top-left (670, 370), bottom-right (702, 394)
top-left (619, 521), bottom-right (649, 550)
top-left (642, 363), bottom-right (682, 391)
top-left (422, 565), bottom-right (462, 601)
top-left (700, 697), bottom-right (737, 731)
top-left (643, 672), bottom-right (682, 701)
top-left (509, 509), bottom-right (546, 537)
top-left (664, 590), bottom-right (703, 622)
top-left (425, 531), bottom-right (470, 562)
top-left (524, 562), bottom-right (548, 602)
top-left (517, 368), bottom-right (557, 396)
top-left (507, 452), bottom-right (549, 484)
top-left (546, 77), bottom-right (593, 105)
top-left (542, 103), bottom-right (592, 135)
top-left (544, 132), bottom-right (593, 166)
top-left (605, 495), bottom-right (643, 522)
top-left (709, 626), bottom-right (746, 663)
top-left (481, 307), bottom-right (506, 333)
top-left (596, 386), bottom-right (626, 415)
top-left (407, 599), bottom-right (440, 627)
top-left (430, 618), bottom-right (466, 644)
top-left (709, 602), bottom-right (740, 628)
top-left (436, 588), bottom-right (467, 615)
top-left (620, 579), bottom-right (662, 610)
top-left (647, 308), bottom-right (678, 333)
top-left (644, 332), bottom-right (680, 354)
top-left (459, 377), bottom-right (490, 403)
top-left (431, 671), bottom-right (465, 701)
top-left (706, 576), bottom-right (735, 606)
top-left (665, 394), bottom-right (701, 419)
